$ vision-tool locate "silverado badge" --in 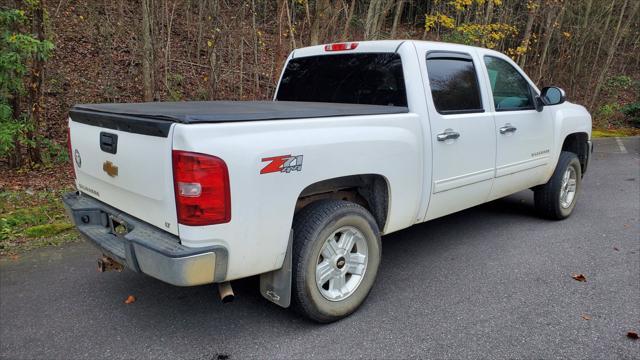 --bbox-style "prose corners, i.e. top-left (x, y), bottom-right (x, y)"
top-left (103, 161), bottom-right (119, 177)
